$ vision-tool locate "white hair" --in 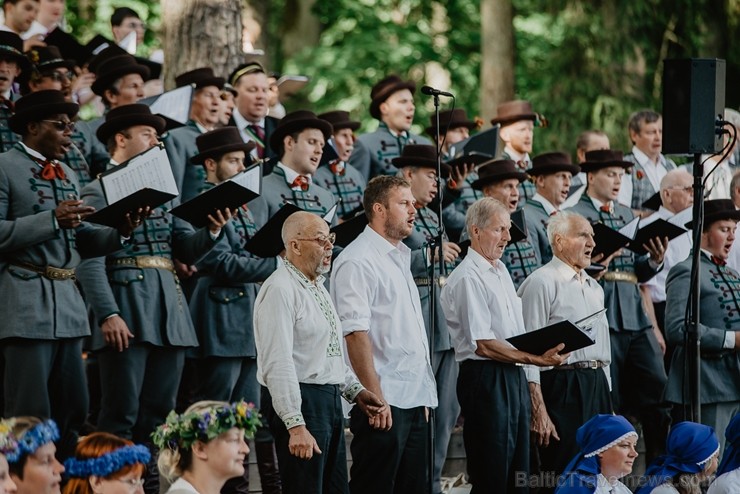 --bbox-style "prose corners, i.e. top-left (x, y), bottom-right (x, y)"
top-left (465, 197), bottom-right (509, 237)
top-left (547, 210), bottom-right (586, 246)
